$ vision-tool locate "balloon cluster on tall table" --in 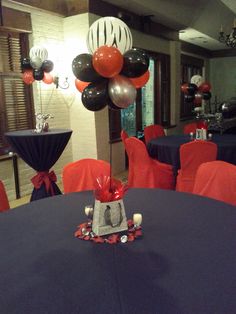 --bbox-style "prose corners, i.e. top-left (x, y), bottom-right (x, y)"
top-left (181, 74), bottom-right (212, 140)
top-left (73, 17), bottom-right (149, 244)
top-left (21, 46), bottom-right (54, 132)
